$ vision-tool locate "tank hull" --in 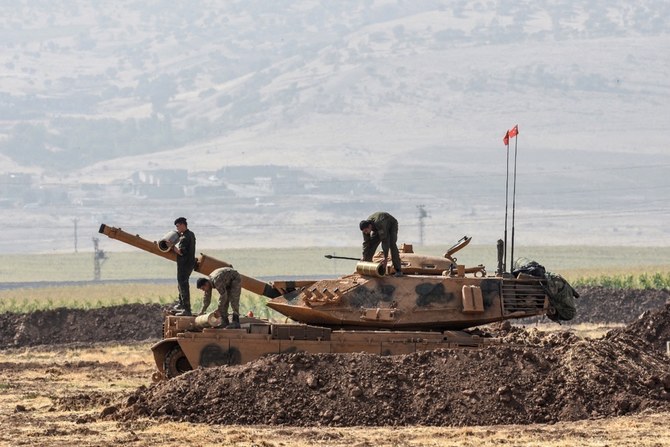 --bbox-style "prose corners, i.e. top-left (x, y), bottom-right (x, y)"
top-left (267, 274), bottom-right (549, 331)
top-left (152, 316), bottom-right (497, 380)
